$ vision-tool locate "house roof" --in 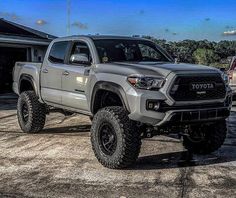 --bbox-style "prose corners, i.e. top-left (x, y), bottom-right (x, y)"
top-left (0, 18), bottom-right (56, 45)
